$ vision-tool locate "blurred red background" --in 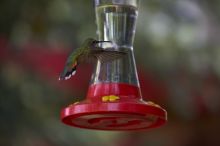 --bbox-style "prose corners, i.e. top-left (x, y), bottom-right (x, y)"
top-left (0, 0), bottom-right (220, 146)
